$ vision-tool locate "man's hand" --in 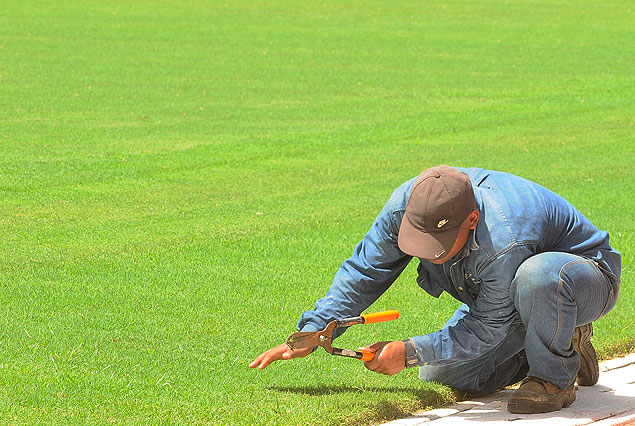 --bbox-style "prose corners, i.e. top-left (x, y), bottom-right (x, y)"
top-left (249, 343), bottom-right (313, 370)
top-left (359, 341), bottom-right (406, 376)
